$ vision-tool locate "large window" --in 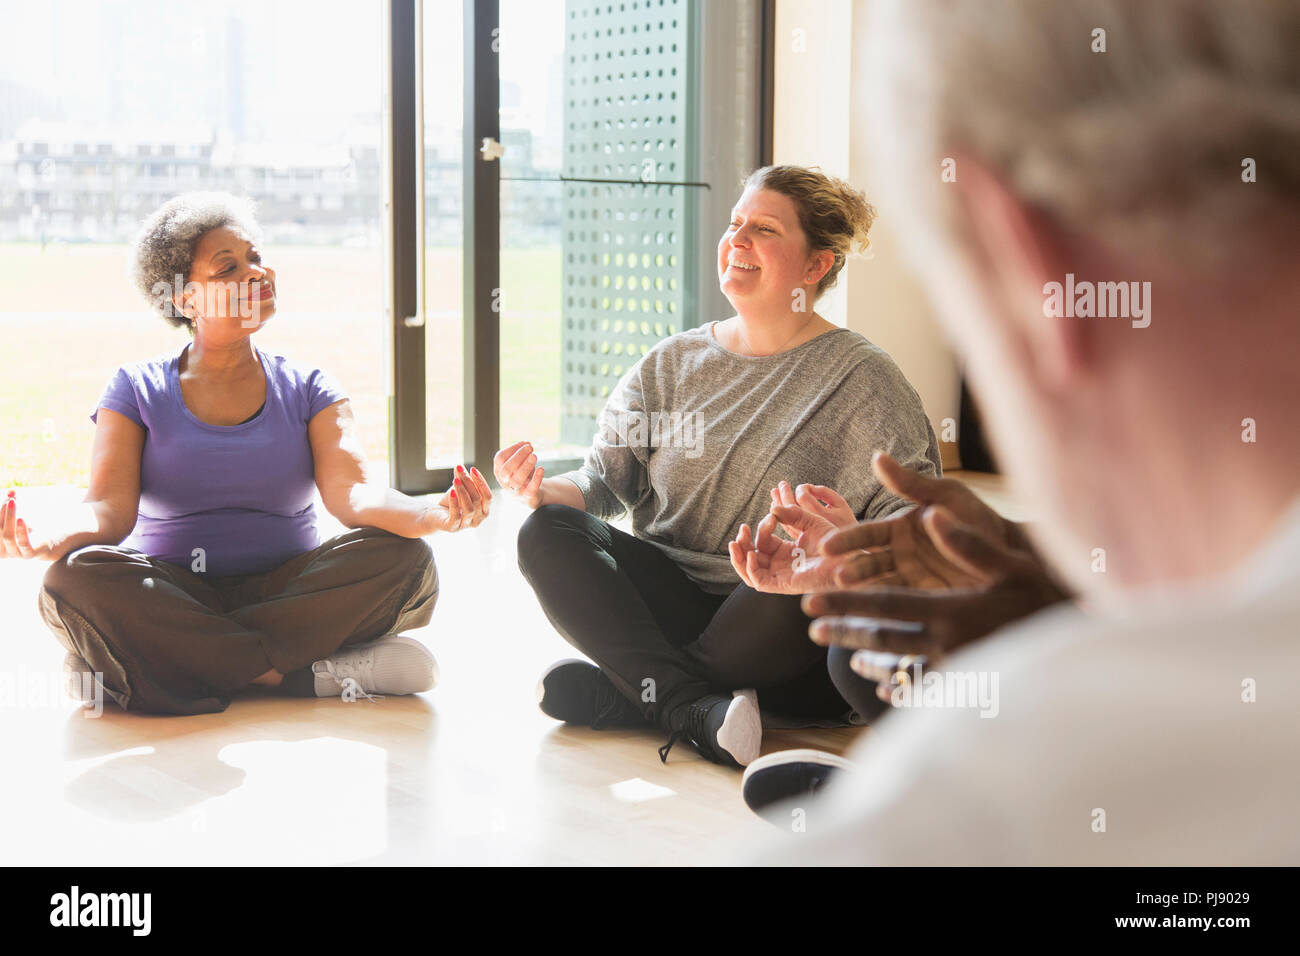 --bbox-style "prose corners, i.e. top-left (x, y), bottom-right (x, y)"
top-left (394, 0), bottom-right (766, 492)
top-left (0, 0), bottom-right (766, 493)
top-left (422, 0), bottom-right (468, 467)
top-left (0, 0), bottom-right (387, 487)
top-left (497, 0), bottom-right (571, 462)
